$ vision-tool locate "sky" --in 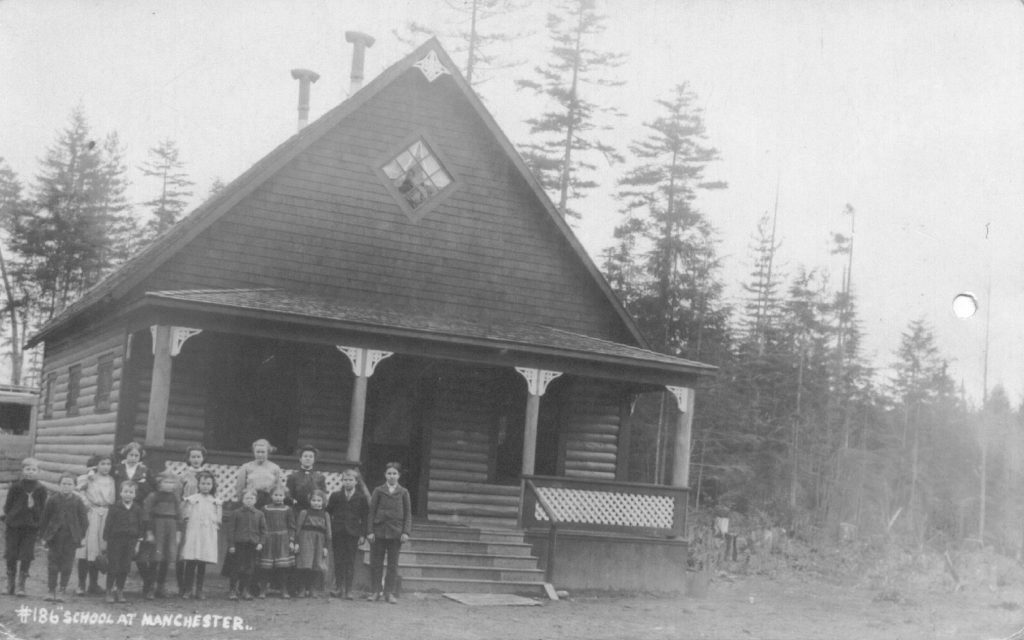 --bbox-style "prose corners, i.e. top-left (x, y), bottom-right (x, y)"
top-left (0, 0), bottom-right (1022, 404)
